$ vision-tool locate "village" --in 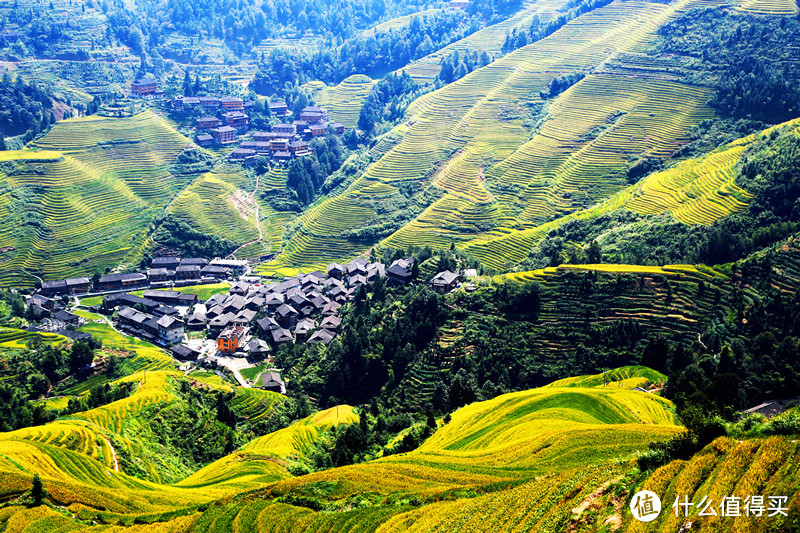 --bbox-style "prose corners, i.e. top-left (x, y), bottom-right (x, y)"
top-left (26, 255), bottom-right (467, 393)
top-left (130, 77), bottom-right (345, 164)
